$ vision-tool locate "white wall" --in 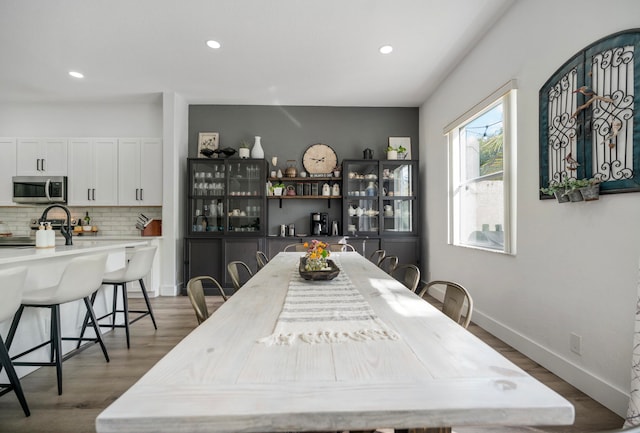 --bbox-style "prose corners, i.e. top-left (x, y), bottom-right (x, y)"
top-left (420, 0), bottom-right (640, 416)
top-left (0, 100), bottom-right (162, 136)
